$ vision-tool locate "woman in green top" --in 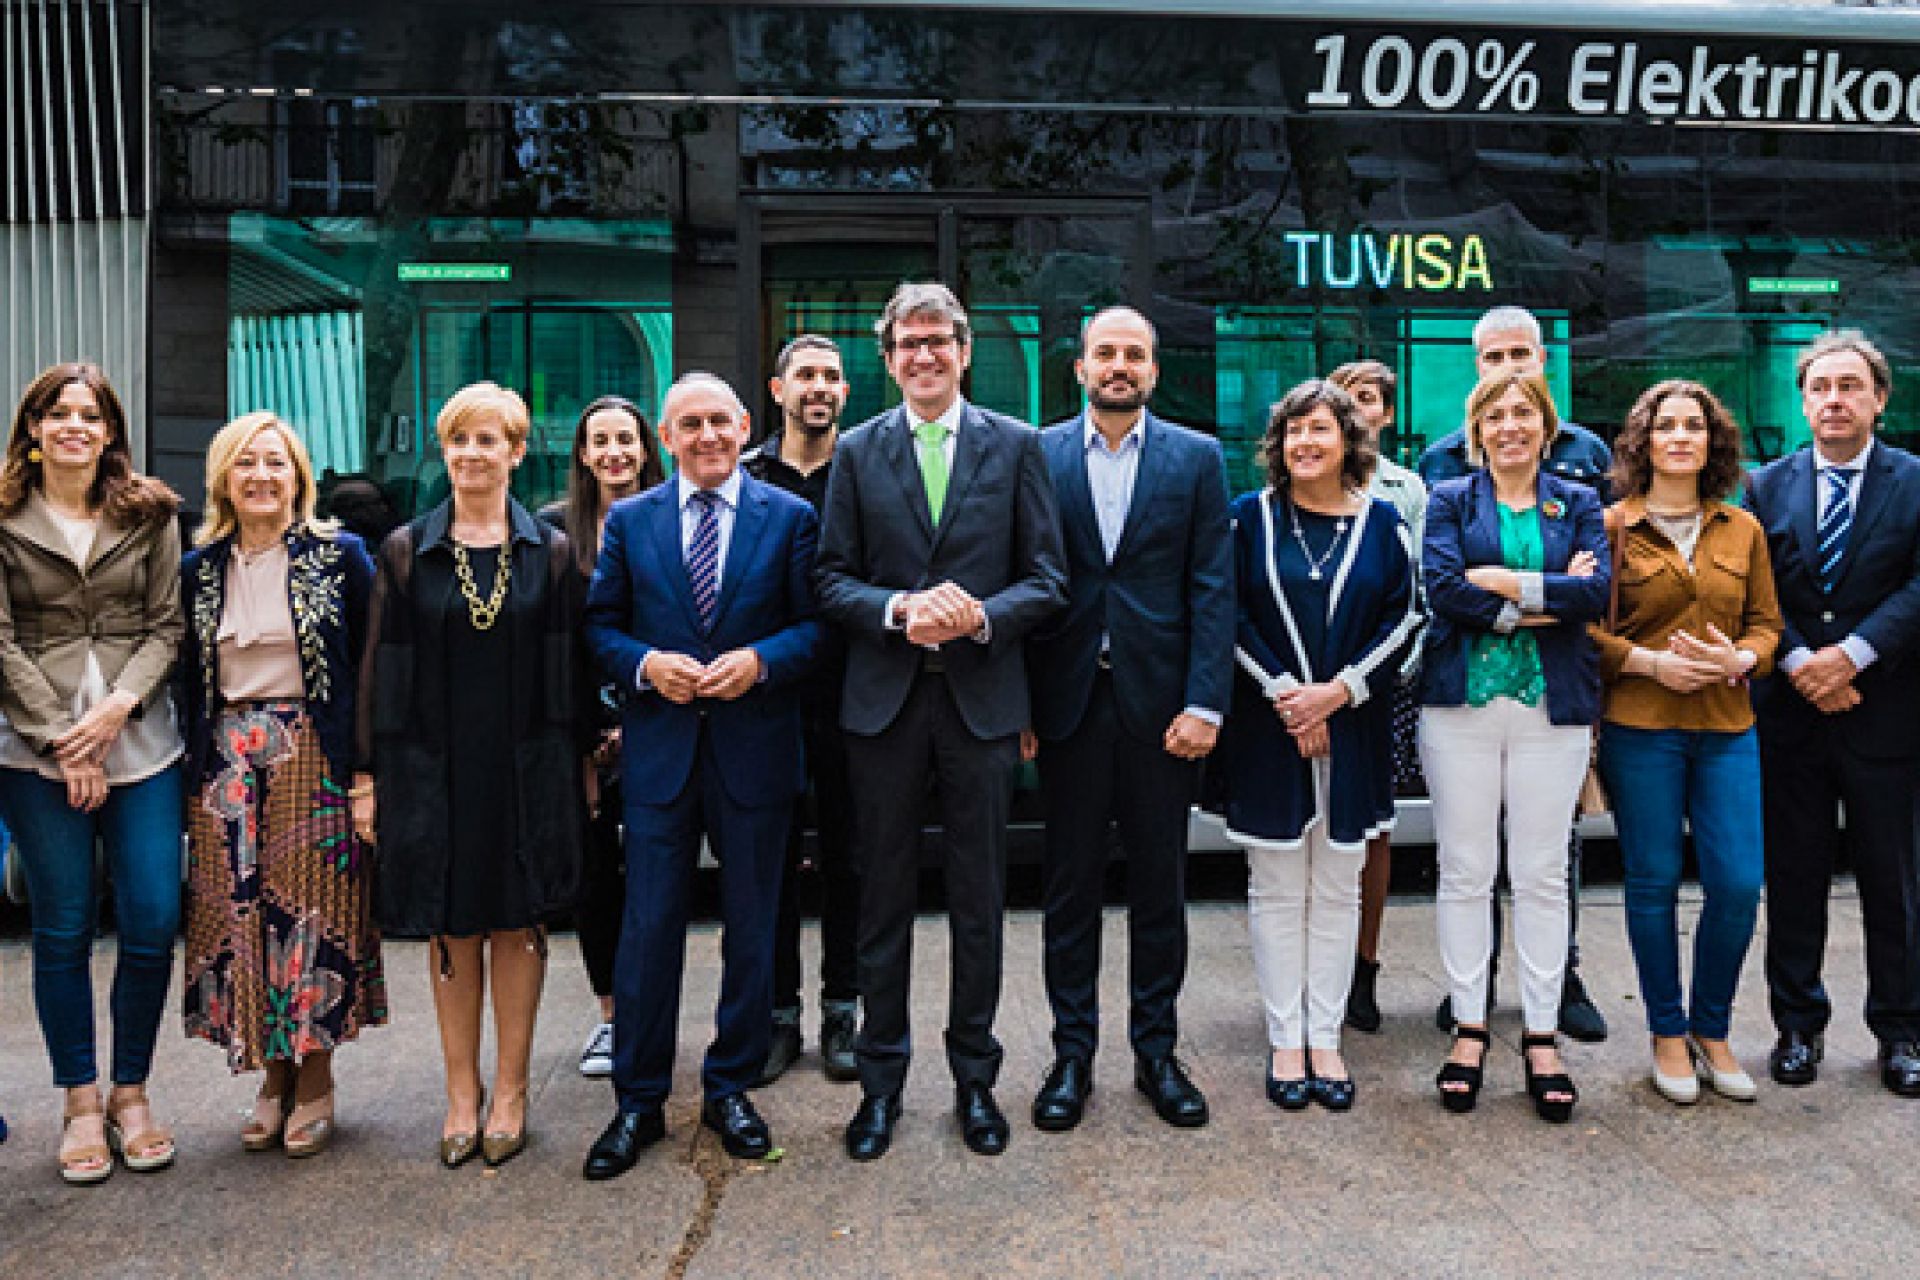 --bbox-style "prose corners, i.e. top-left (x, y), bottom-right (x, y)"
top-left (1418, 372), bottom-right (1611, 1123)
